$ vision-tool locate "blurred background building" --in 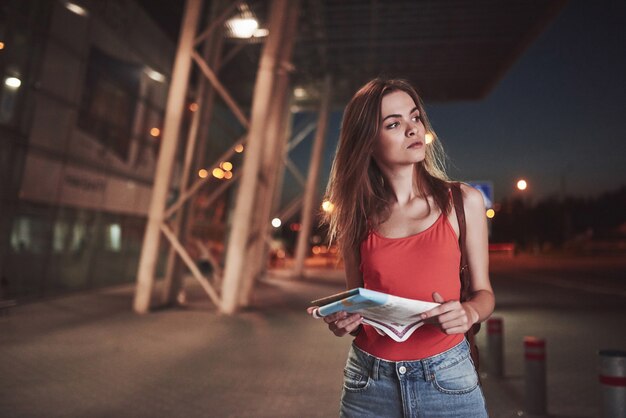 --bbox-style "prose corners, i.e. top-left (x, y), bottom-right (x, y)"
top-left (0, 1), bottom-right (180, 300)
top-left (0, 0), bottom-right (579, 305)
